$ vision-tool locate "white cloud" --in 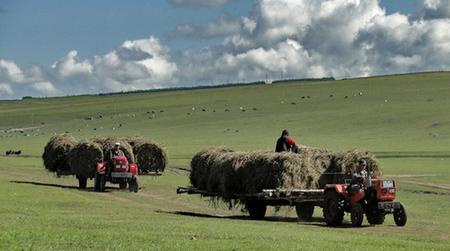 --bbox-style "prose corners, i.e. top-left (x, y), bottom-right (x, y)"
top-left (2, 0), bottom-right (450, 99)
top-left (0, 83), bottom-right (13, 96)
top-left (417, 0), bottom-right (450, 19)
top-left (32, 81), bottom-right (58, 96)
